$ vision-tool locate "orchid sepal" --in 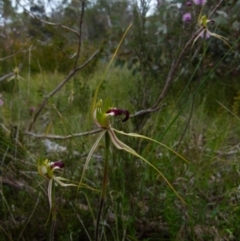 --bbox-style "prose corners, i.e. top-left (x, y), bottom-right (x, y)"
top-left (93, 99), bottom-right (111, 128)
top-left (112, 128), bottom-right (189, 164)
top-left (107, 129), bottom-right (186, 204)
top-left (78, 130), bottom-right (107, 190)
